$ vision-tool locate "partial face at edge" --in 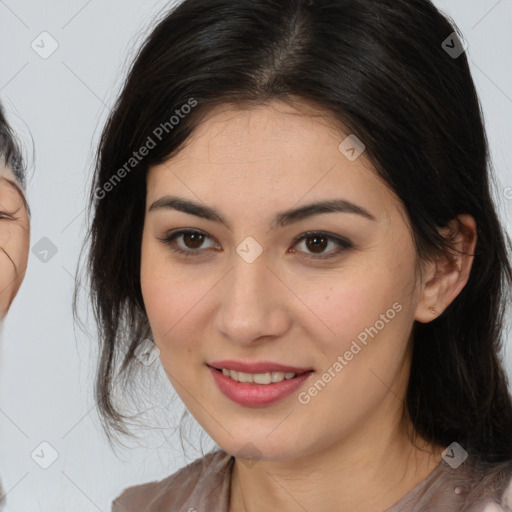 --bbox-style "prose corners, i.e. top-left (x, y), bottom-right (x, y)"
top-left (0, 164), bottom-right (29, 320)
top-left (139, 100), bottom-right (428, 461)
